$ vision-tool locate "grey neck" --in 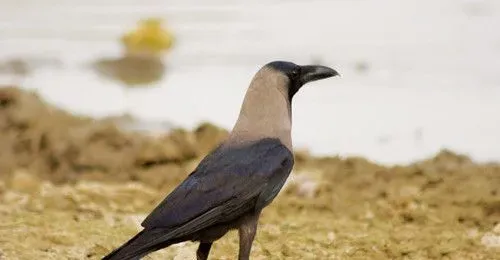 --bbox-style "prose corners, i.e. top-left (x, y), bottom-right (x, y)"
top-left (228, 71), bottom-right (293, 151)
